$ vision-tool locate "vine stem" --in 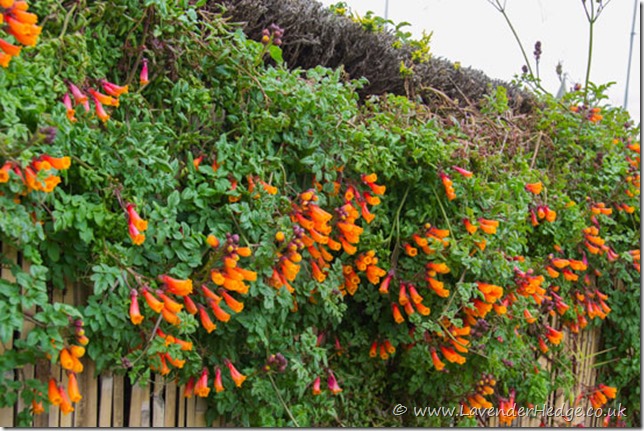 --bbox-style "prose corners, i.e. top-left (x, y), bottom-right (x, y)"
top-left (384, 185), bottom-right (410, 248)
top-left (583, 16), bottom-right (595, 103)
top-left (267, 373), bottom-right (300, 427)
